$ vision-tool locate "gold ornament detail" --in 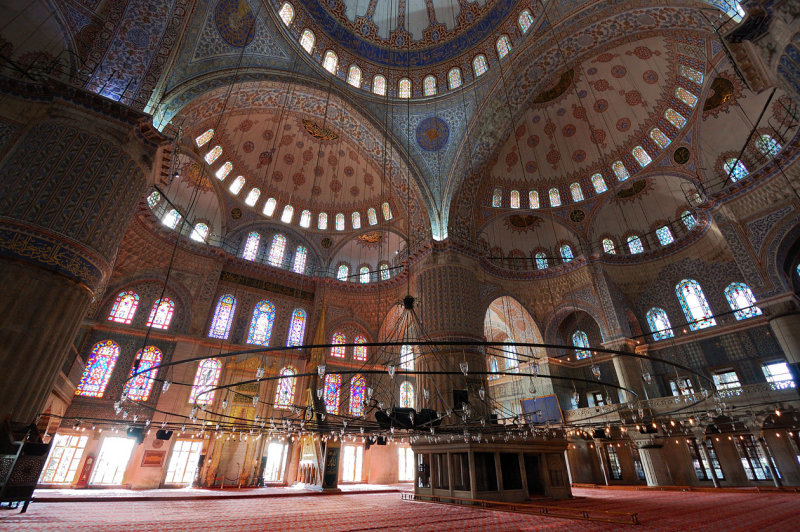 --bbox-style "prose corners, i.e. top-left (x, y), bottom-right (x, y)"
top-left (302, 119), bottom-right (339, 141)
